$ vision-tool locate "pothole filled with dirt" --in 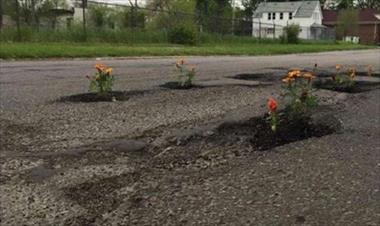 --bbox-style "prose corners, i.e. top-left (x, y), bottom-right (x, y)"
top-left (230, 73), bottom-right (281, 82)
top-left (212, 113), bottom-right (338, 151)
top-left (160, 81), bottom-right (204, 90)
top-left (152, 109), bottom-right (340, 170)
top-left (313, 80), bottom-right (380, 93)
top-left (57, 90), bottom-right (149, 103)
